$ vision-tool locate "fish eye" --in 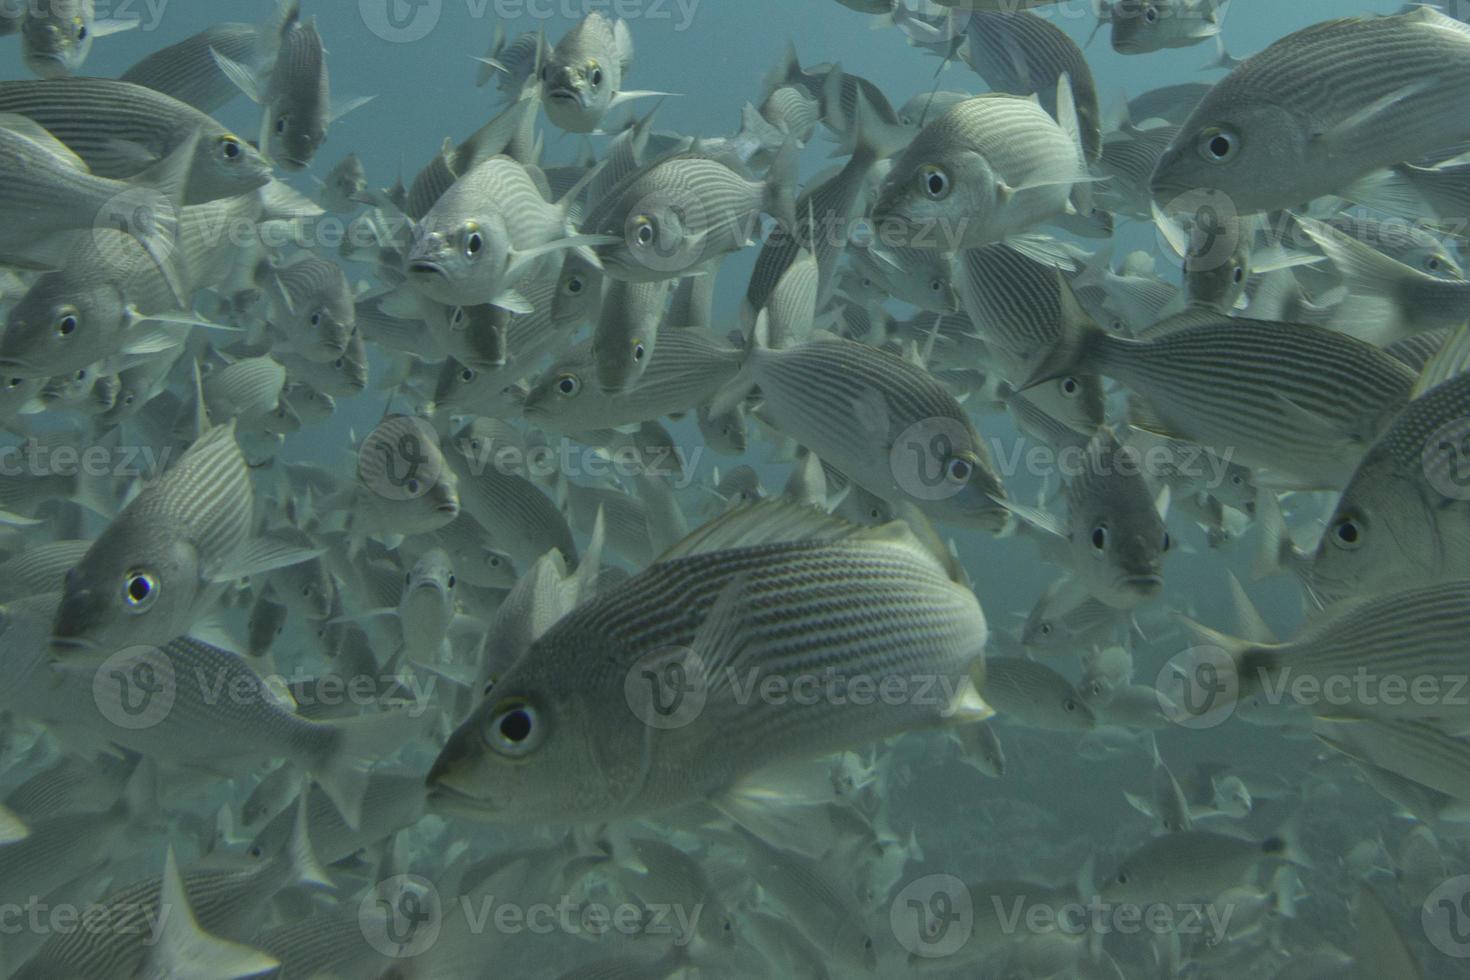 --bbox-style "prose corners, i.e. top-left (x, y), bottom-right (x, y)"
top-left (220, 137), bottom-right (242, 161)
top-left (1199, 127), bottom-right (1238, 163)
top-left (1115, 872), bottom-right (1129, 885)
top-left (484, 699), bottom-right (542, 756)
top-left (465, 231), bottom-right (484, 257)
top-left (1091, 524), bottom-right (1108, 551)
top-left (1331, 515), bottom-right (1362, 549)
top-left (1064, 698), bottom-right (1078, 712)
top-left (309, 311), bottom-right (323, 327)
top-left (406, 478), bottom-right (421, 494)
top-left (275, 116), bottom-right (288, 134)
top-left (928, 278), bottom-right (943, 293)
top-left (56, 313), bottom-right (78, 337)
top-left (74, 17), bottom-right (86, 39)
top-left (1427, 256), bottom-right (1443, 272)
top-left (631, 216), bottom-right (656, 247)
top-left (632, 341), bottom-right (646, 362)
top-left (301, 585), bottom-right (312, 597)
top-left (1061, 377), bottom-right (1079, 396)
top-left (248, 844), bottom-right (263, 859)
top-left (488, 555), bottom-right (501, 567)
top-left (123, 570), bottom-right (158, 611)
top-left (6, 378), bottom-right (20, 388)
top-left (405, 571), bottom-right (412, 584)
top-left (1038, 623), bottom-right (1052, 636)
top-left (1143, 5), bottom-right (1158, 21)
top-left (1162, 531), bottom-right (1171, 552)
top-left (565, 275), bottom-right (584, 295)
top-left (447, 575), bottom-right (456, 588)
top-left (461, 367), bottom-right (476, 382)
top-left (946, 457), bottom-right (973, 483)
top-left (539, 65), bottom-right (549, 81)
top-left (590, 64), bottom-right (603, 87)
top-left (919, 164), bottom-right (950, 200)
top-left (334, 357), bottom-right (345, 368)
top-left (555, 374), bottom-right (581, 397)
